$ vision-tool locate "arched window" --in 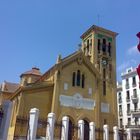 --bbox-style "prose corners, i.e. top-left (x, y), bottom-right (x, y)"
top-left (84, 47), bottom-right (86, 54)
top-left (97, 39), bottom-right (101, 53)
top-left (90, 39), bottom-right (92, 46)
top-left (109, 64), bottom-right (112, 79)
top-left (82, 74), bottom-right (85, 88)
top-left (72, 70), bottom-right (85, 88)
top-left (108, 42), bottom-right (111, 56)
top-left (87, 46), bottom-right (89, 53)
top-left (77, 70), bottom-right (81, 86)
top-left (72, 72), bottom-right (76, 86)
top-left (103, 81), bottom-right (106, 95)
top-left (87, 39), bottom-right (89, 46)
top-left (103, 68), bottom-right (106, 79)
top-left (104, 119), bottom-right (107, 124)
top-left (102, 38), bottom-right (106, 53)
